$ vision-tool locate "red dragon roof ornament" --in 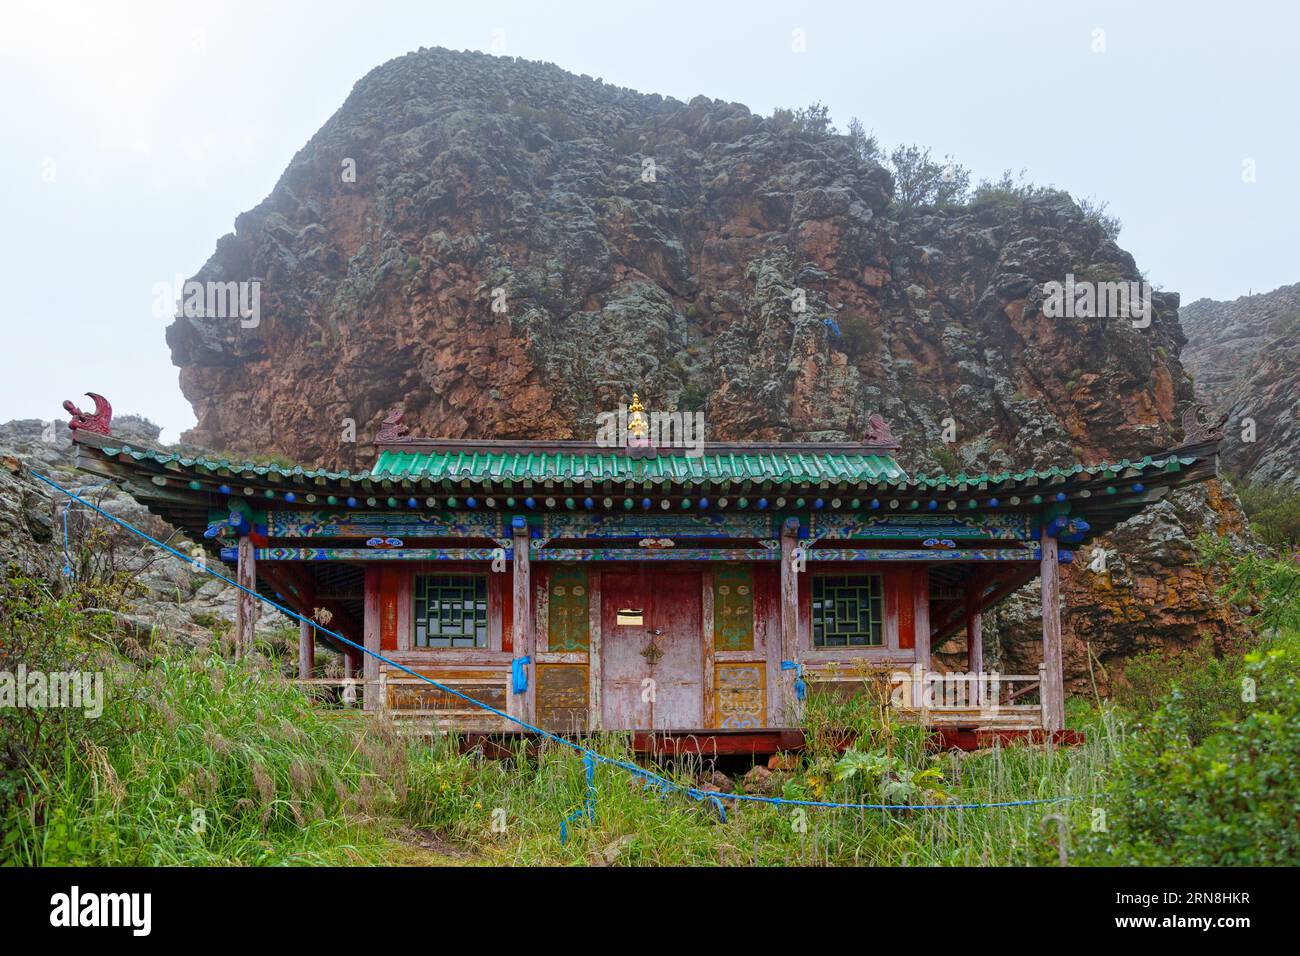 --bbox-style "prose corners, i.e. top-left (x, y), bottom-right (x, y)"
top-left (863, 413), bottom-right (900, 449)
top-left (375, 409), bottom-right (411, 443)
top-left (64, 392), bottom-right (113, 436)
